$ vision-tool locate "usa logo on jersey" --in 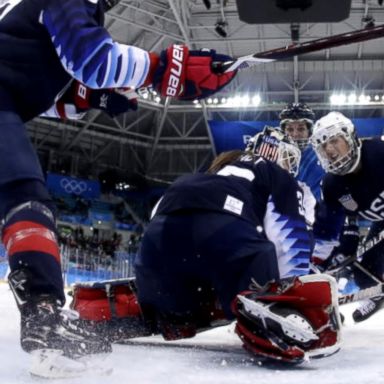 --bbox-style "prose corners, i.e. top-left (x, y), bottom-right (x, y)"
top-left (338, 194), bottom-right (358, 212)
